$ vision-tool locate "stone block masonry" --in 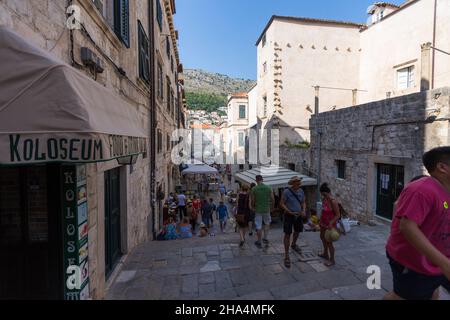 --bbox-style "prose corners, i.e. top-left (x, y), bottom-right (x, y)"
top-left (310, 87), bottom-right (450, 222)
